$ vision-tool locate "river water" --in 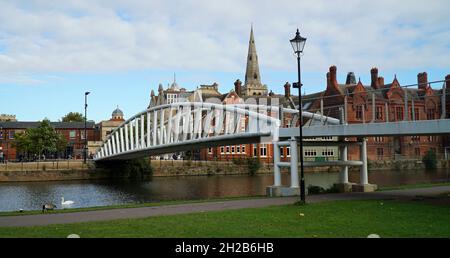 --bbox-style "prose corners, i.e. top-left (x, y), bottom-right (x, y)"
top-left (0, 168), bottom-right (449, 212)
